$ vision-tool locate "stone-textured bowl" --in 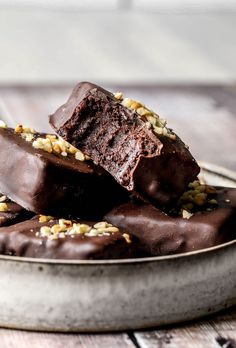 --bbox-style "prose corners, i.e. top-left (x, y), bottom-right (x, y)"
top-left (0, 162), bottom-right (235, 332)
